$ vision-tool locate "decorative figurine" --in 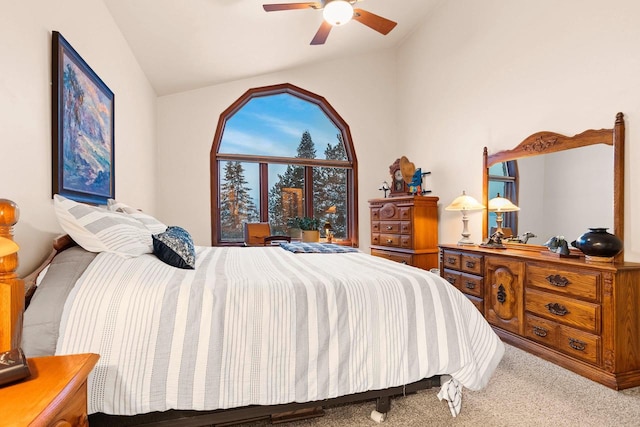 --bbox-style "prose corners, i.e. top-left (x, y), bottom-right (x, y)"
top-left (379, 181), bottom-right (390, 198)
top-left (480, 230), bottom-right (506, 249)
top-left (408, 168), bottom-right (422, 195)
top-left (543, 236), bottom-right (570, 255)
